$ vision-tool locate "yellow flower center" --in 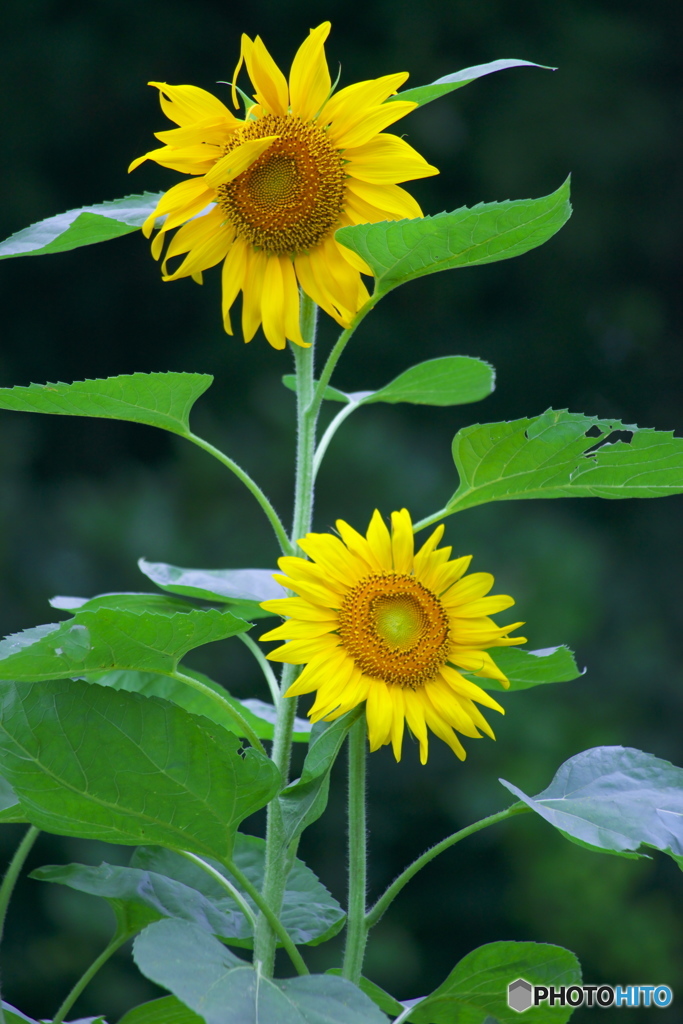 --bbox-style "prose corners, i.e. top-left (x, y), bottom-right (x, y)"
top-left (216, 114), bottom-right (346, 255)
top-left (337, 573), bottom-right (450, 689)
